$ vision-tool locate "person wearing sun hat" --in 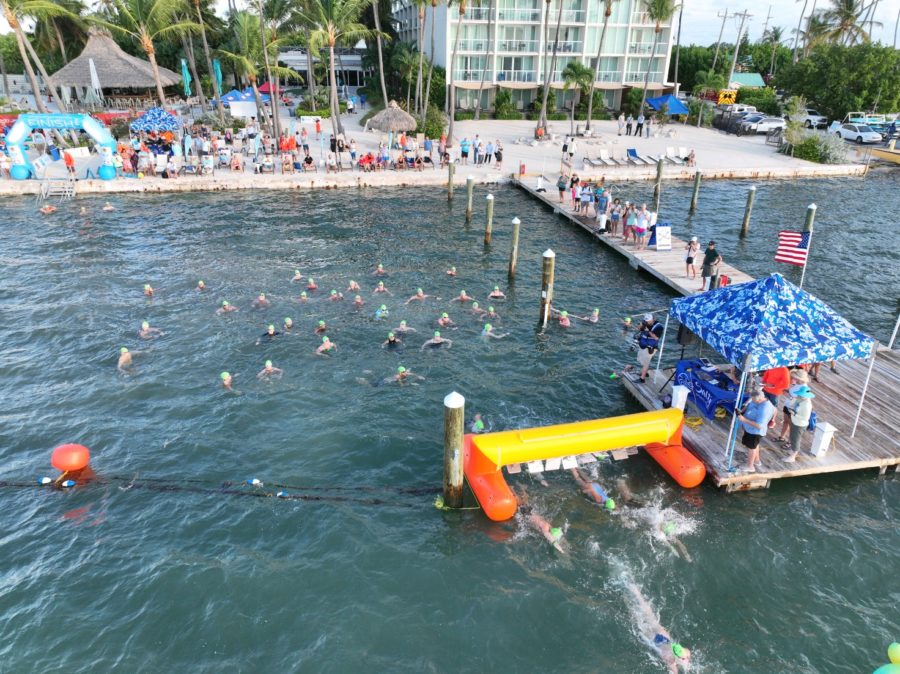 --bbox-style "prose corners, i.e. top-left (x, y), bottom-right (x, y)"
top-left (783, 383), bottom-right (815, 463)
